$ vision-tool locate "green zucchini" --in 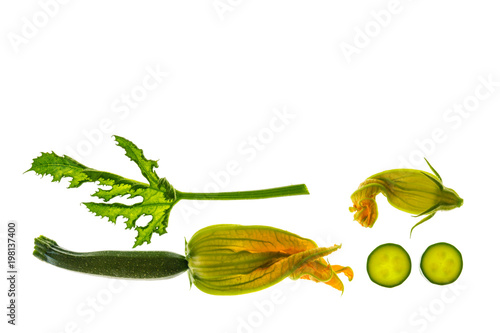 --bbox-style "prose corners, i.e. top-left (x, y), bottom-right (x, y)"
top-left (367, 243), bottom-right (411, 288)
top-left (420, 242), bottom-right (462, 285)
top-left (33, 236), bottom-right (188, 279)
